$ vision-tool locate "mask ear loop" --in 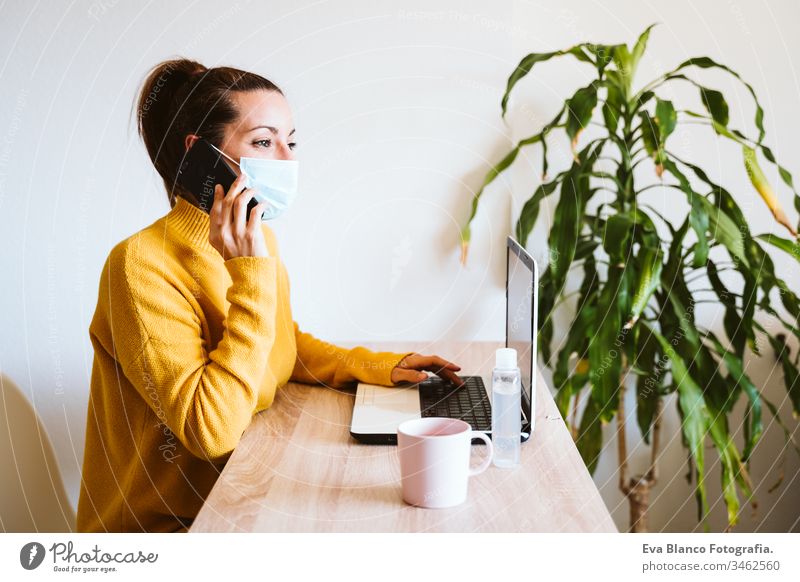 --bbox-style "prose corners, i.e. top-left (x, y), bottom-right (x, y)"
top-left (206, 141), bottom-right (241, 167)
